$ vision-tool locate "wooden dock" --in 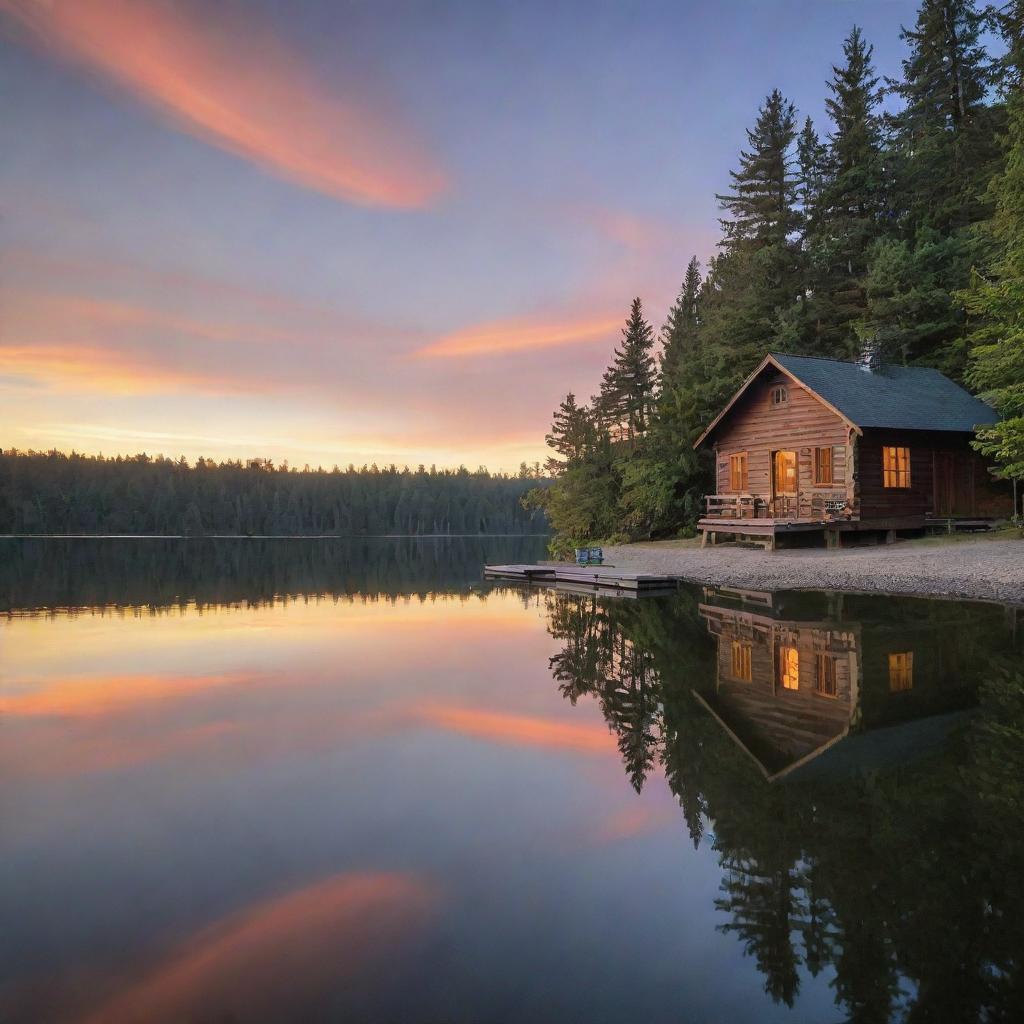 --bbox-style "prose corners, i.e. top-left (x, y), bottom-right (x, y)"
top-left (483, 563), bottom-right (682, 595)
